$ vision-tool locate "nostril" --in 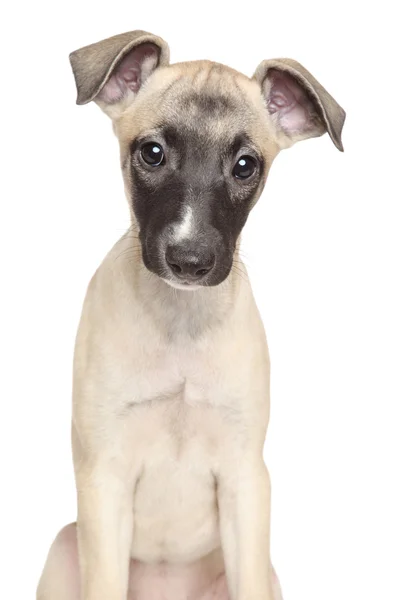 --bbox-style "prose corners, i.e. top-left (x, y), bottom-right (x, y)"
top-left (195, 267), bottom-right (211, 277)
top-left (195, 256), bottom-right (215, 278)
top-left (168, 262), bottom-right (182, 274)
